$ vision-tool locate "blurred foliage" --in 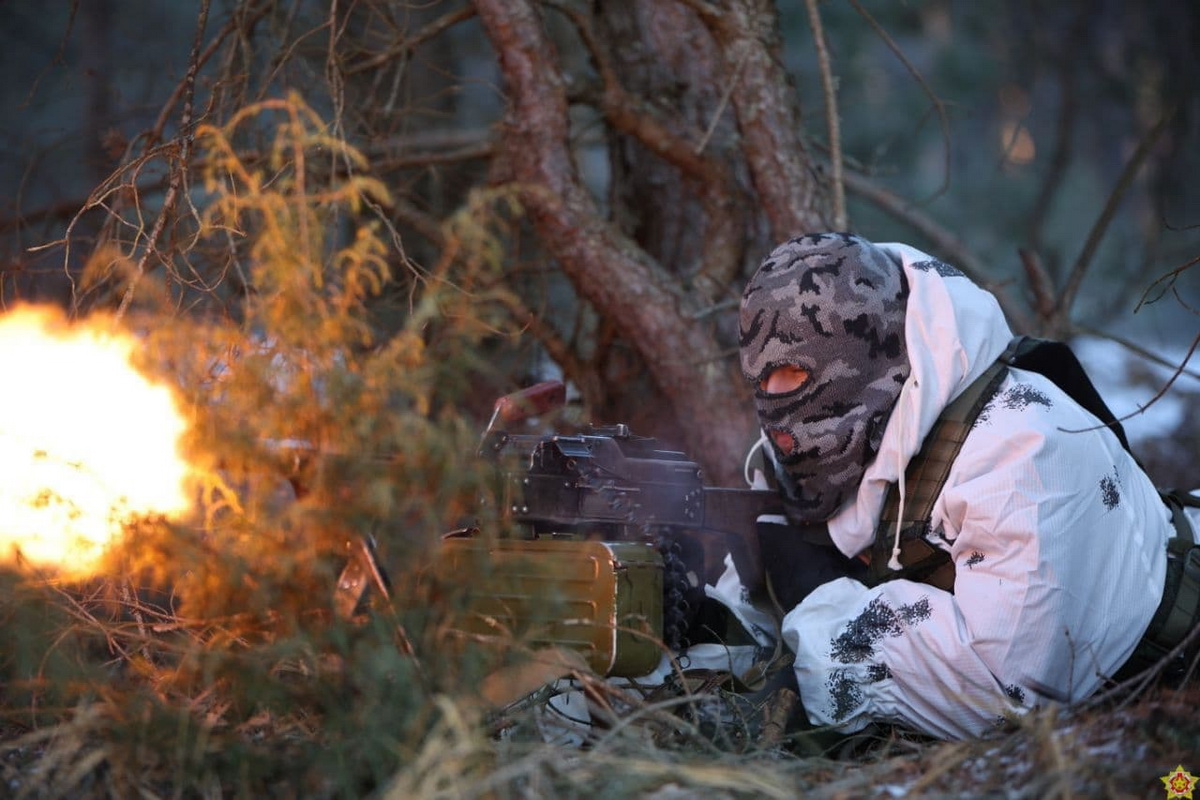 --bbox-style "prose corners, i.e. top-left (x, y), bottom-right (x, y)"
top-left (0, 92), bottom-right (535, 798)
